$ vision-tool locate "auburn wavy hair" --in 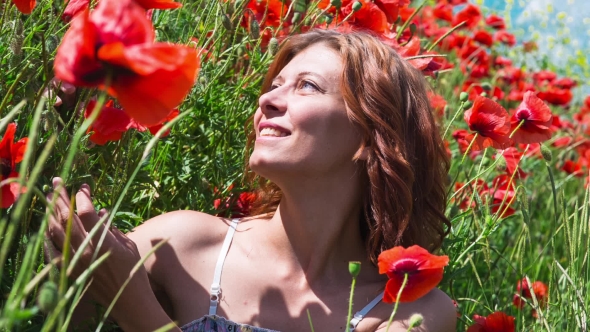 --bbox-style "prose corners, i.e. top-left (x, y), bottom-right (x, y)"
top-left (244, 29), bottom-right (450, 264)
